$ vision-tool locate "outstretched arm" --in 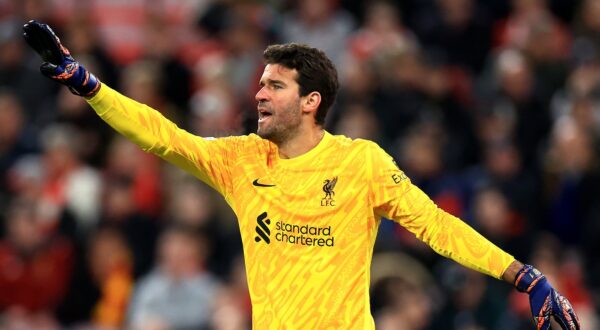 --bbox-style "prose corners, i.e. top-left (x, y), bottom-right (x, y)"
top-left (22, 20), bottom-right (236, 196)
top-left (367, 142), bottom-right (580, 330)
